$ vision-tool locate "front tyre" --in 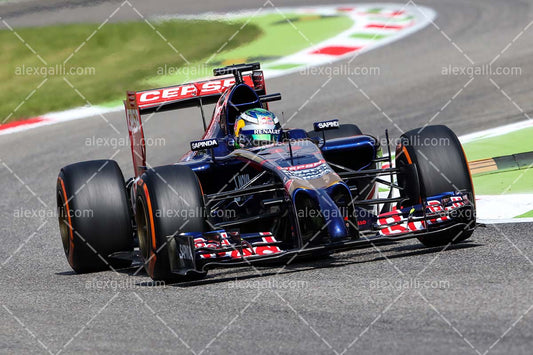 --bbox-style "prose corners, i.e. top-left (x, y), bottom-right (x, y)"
top-left (56, 160), bottom-right (133, 273)
top-left (135, 165), bottom-right (207, 282)
top-left (396, 125), bottom-right (475, 247)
